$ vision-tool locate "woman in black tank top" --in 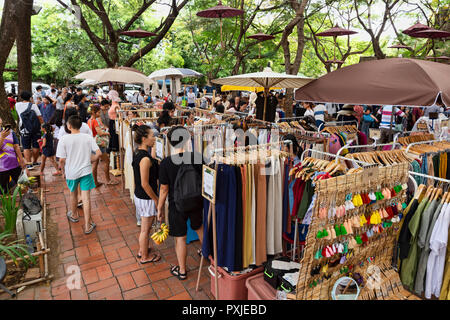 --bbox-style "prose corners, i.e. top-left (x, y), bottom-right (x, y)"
top-left (131, 124), bottom-right (161, 264)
